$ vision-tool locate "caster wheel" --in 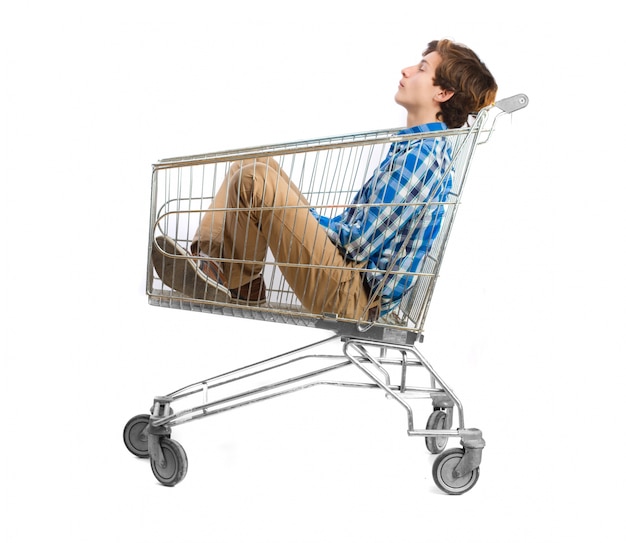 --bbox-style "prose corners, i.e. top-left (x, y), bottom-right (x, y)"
top-left (151, 437), bottom-right (188, 487)
top-left (425, 409), bottom-right (449, 454)
top-left (123, 414), bottom-right (151, 458)
top-left (432, 447), bottom-right (480, 495)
